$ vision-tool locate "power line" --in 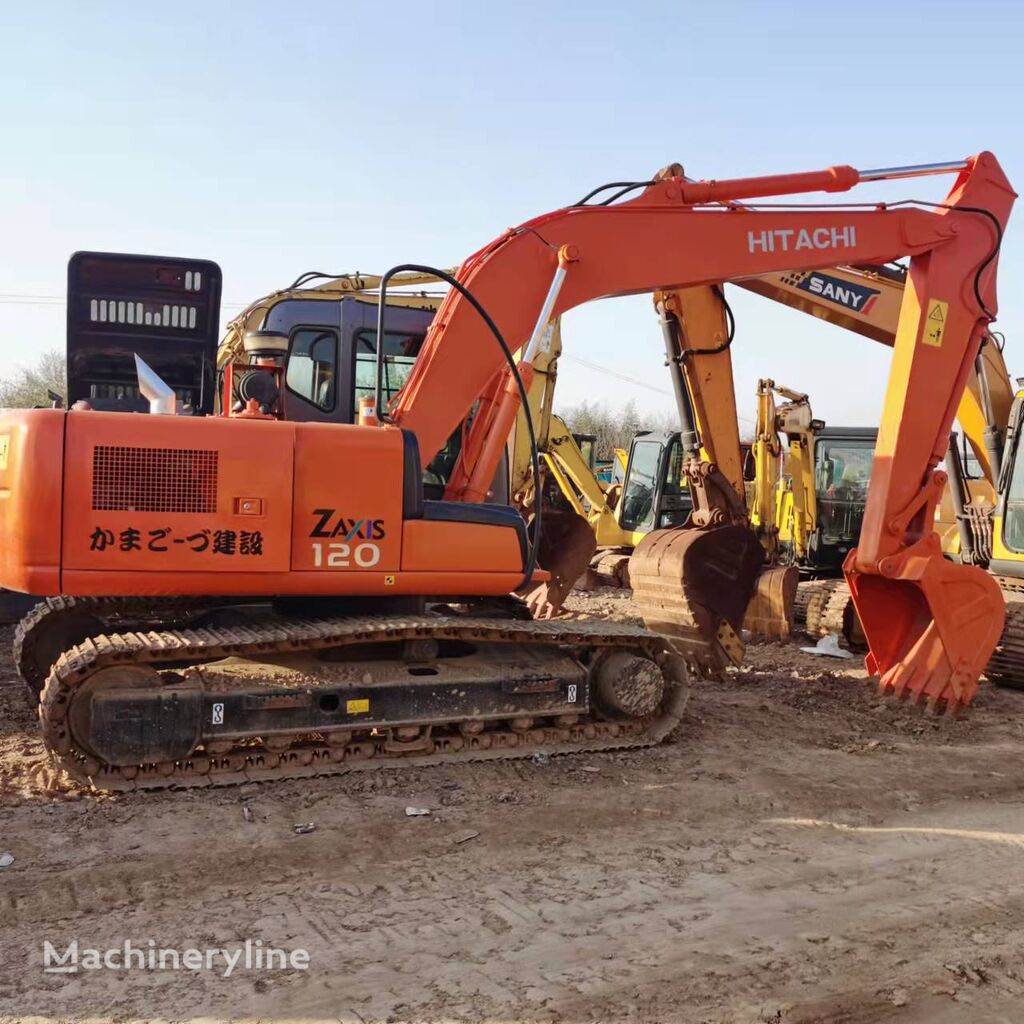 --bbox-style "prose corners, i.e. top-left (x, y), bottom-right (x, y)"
top-left (560, 354), bottom-right (672, 396)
